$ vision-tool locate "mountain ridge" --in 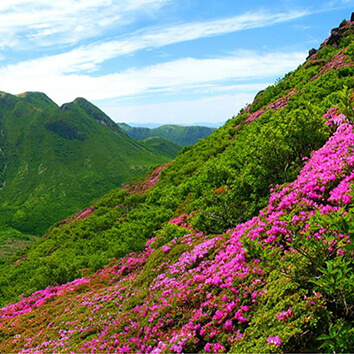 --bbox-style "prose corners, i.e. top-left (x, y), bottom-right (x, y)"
top-left (118, 122), bottom-right (215, 147)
